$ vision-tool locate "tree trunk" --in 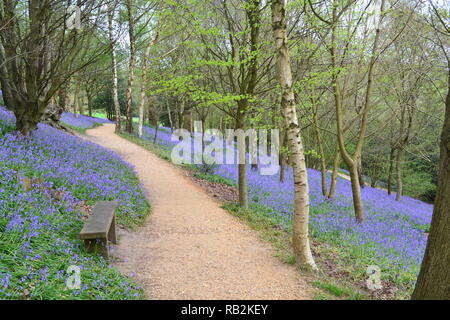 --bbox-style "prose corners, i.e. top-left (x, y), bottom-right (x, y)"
top-left (271, 0), bottom-right (317, 270)
top-left (138, 22), bottom-right (159, 138)
top-left (387, 146), bottom-right (395, 195)
top-left (73, 79), bottom-right (80, 118)
top-left (59, 80), bottom-right (70, 112)
top-left (182, 108), bottom-right (192, 131)
top-left (328, 147), bottom-right (341, 200)
top-left (167, 101), bottom-right (173, 132)
top-left (251, 137), bottom-right (258, 171)
top-left (331, 0), bottom-right (385, 223)
top-left (349, 162), bottom-right (364, 223)
top-left (108, 3), bottom-right (121, 133)
top-left (138, 84), bottom-right (146, 138)
top-left (395, 147), bottom-right (404, 201)
top-left (78, 95), bottom-right (84, 116)
top-left (125, 0), bottom-right (136, 134)
top-left (87, 93), bottom-right (93, 117)
top-left (153, 124), bottom-right (159, 144)
top-left (312, 109), bottom-right (327, 196)
top-left (228, 0), bottom-right (261, 209)
top-left (412, 66), bottom-right (450, 300)
top-left (357, 158), bottom-right (365, 189)
top-left (201, 117), bottom-right (206, 152)
top-left (14, 102), bottom-right (42, 135)
top-left (279, 130), bottom-right (287, 183)
top-left (236, 108), bottom-right (248, 209)
top-left (279, 156), bottom-right (286, 182)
